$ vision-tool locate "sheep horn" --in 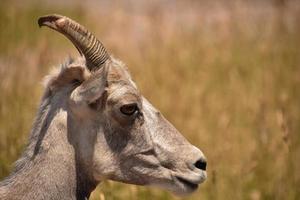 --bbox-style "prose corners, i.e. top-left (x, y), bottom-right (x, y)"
top-left (38, 14), bottom-right (110, 71)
